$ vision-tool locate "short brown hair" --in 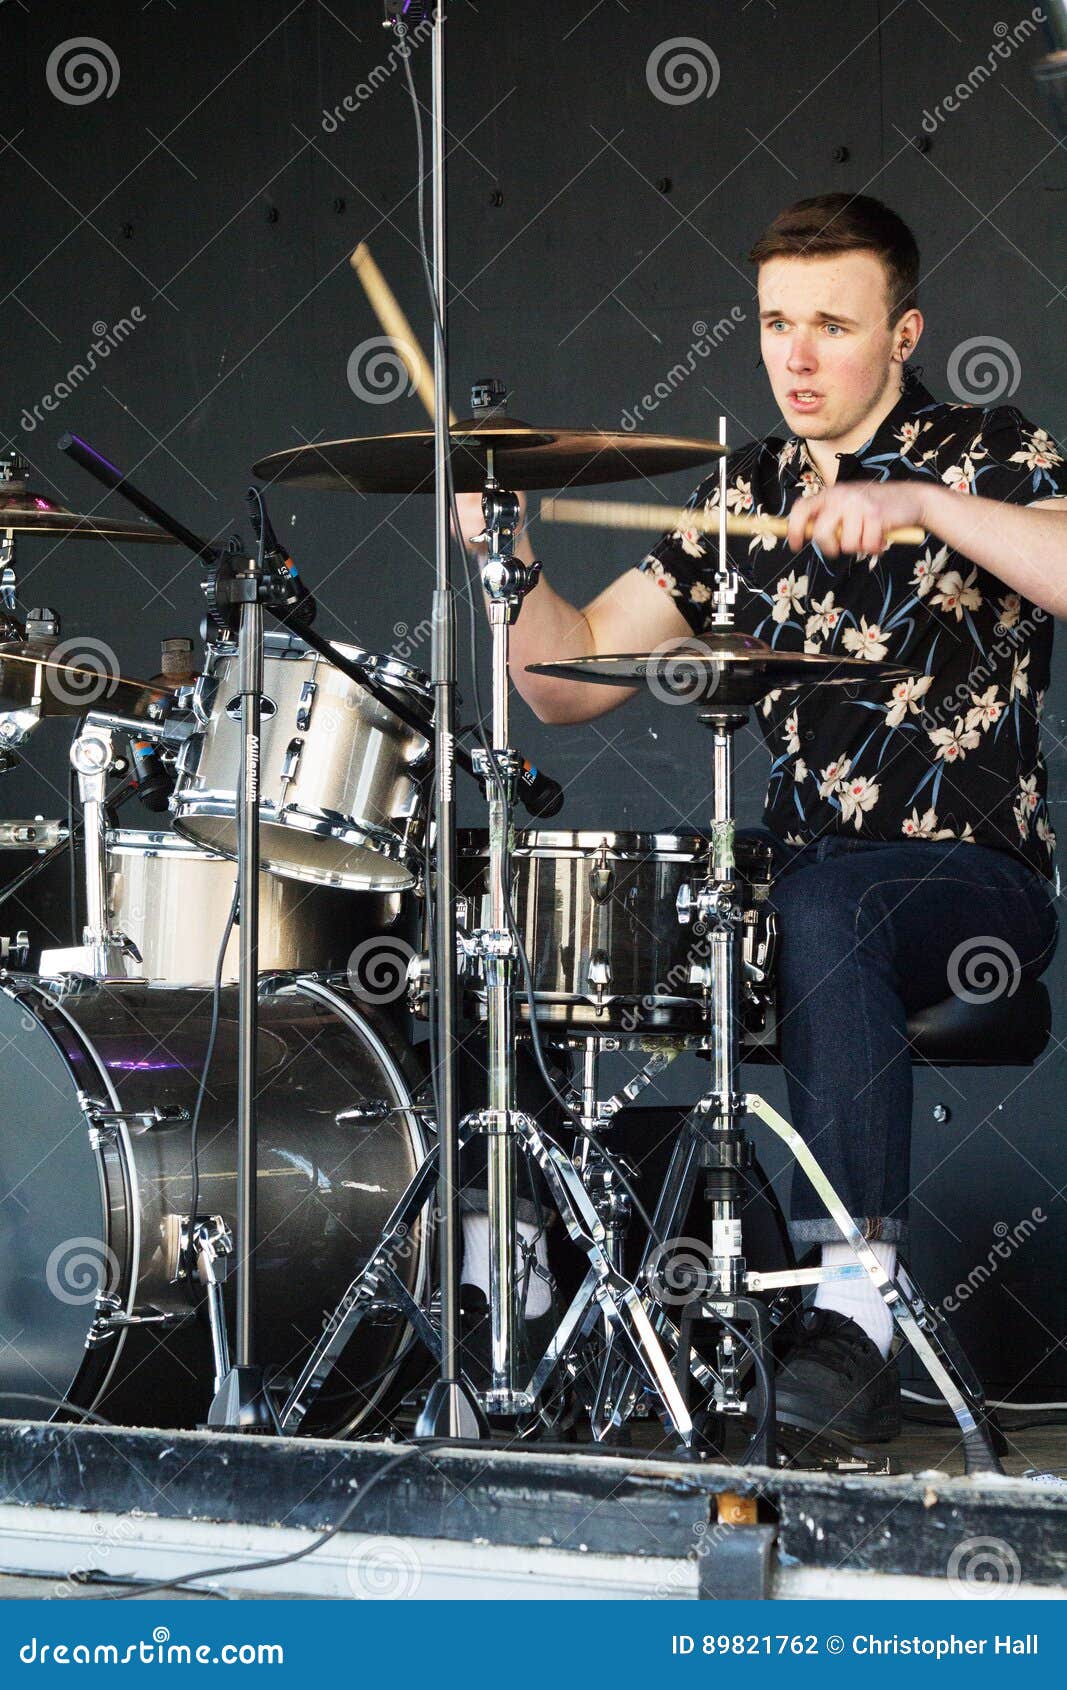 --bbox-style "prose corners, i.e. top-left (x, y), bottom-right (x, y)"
top-left (748, 194), bottom-right (919, 327)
